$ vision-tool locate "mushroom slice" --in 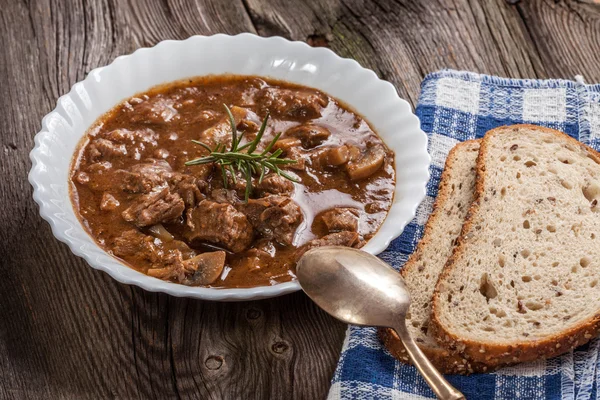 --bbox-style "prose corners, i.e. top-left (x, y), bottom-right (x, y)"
top-left (183, 251), bottom-right (227, 286)
top-left (346, 144), bottom-right (386, 181)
